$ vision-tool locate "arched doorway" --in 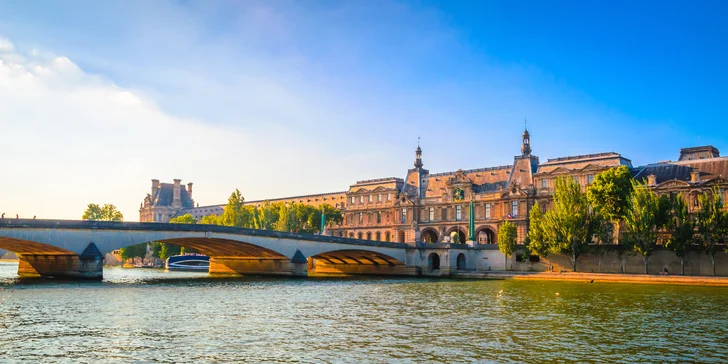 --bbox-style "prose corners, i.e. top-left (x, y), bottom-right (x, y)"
top-left (385, 232), bottom-right (391, 242)
top-left (456, 253), bottom-right (466, 270)
top-left (476, 227), bottom-right (496, 244)
top-left (428, 253), bottom-right (440, 270)
top-left (398, 230), bottom-right (406, 243)
top-left (421, 229), bottom-right (439, 243)
top-left (447, 228), bottom-right (466, 244)
top-left (357, 232), bottom-right (363, 240)
top-left (375, 232), bottom-right (381, 241)
top-left (366, 232), bottom-right (372, 240)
